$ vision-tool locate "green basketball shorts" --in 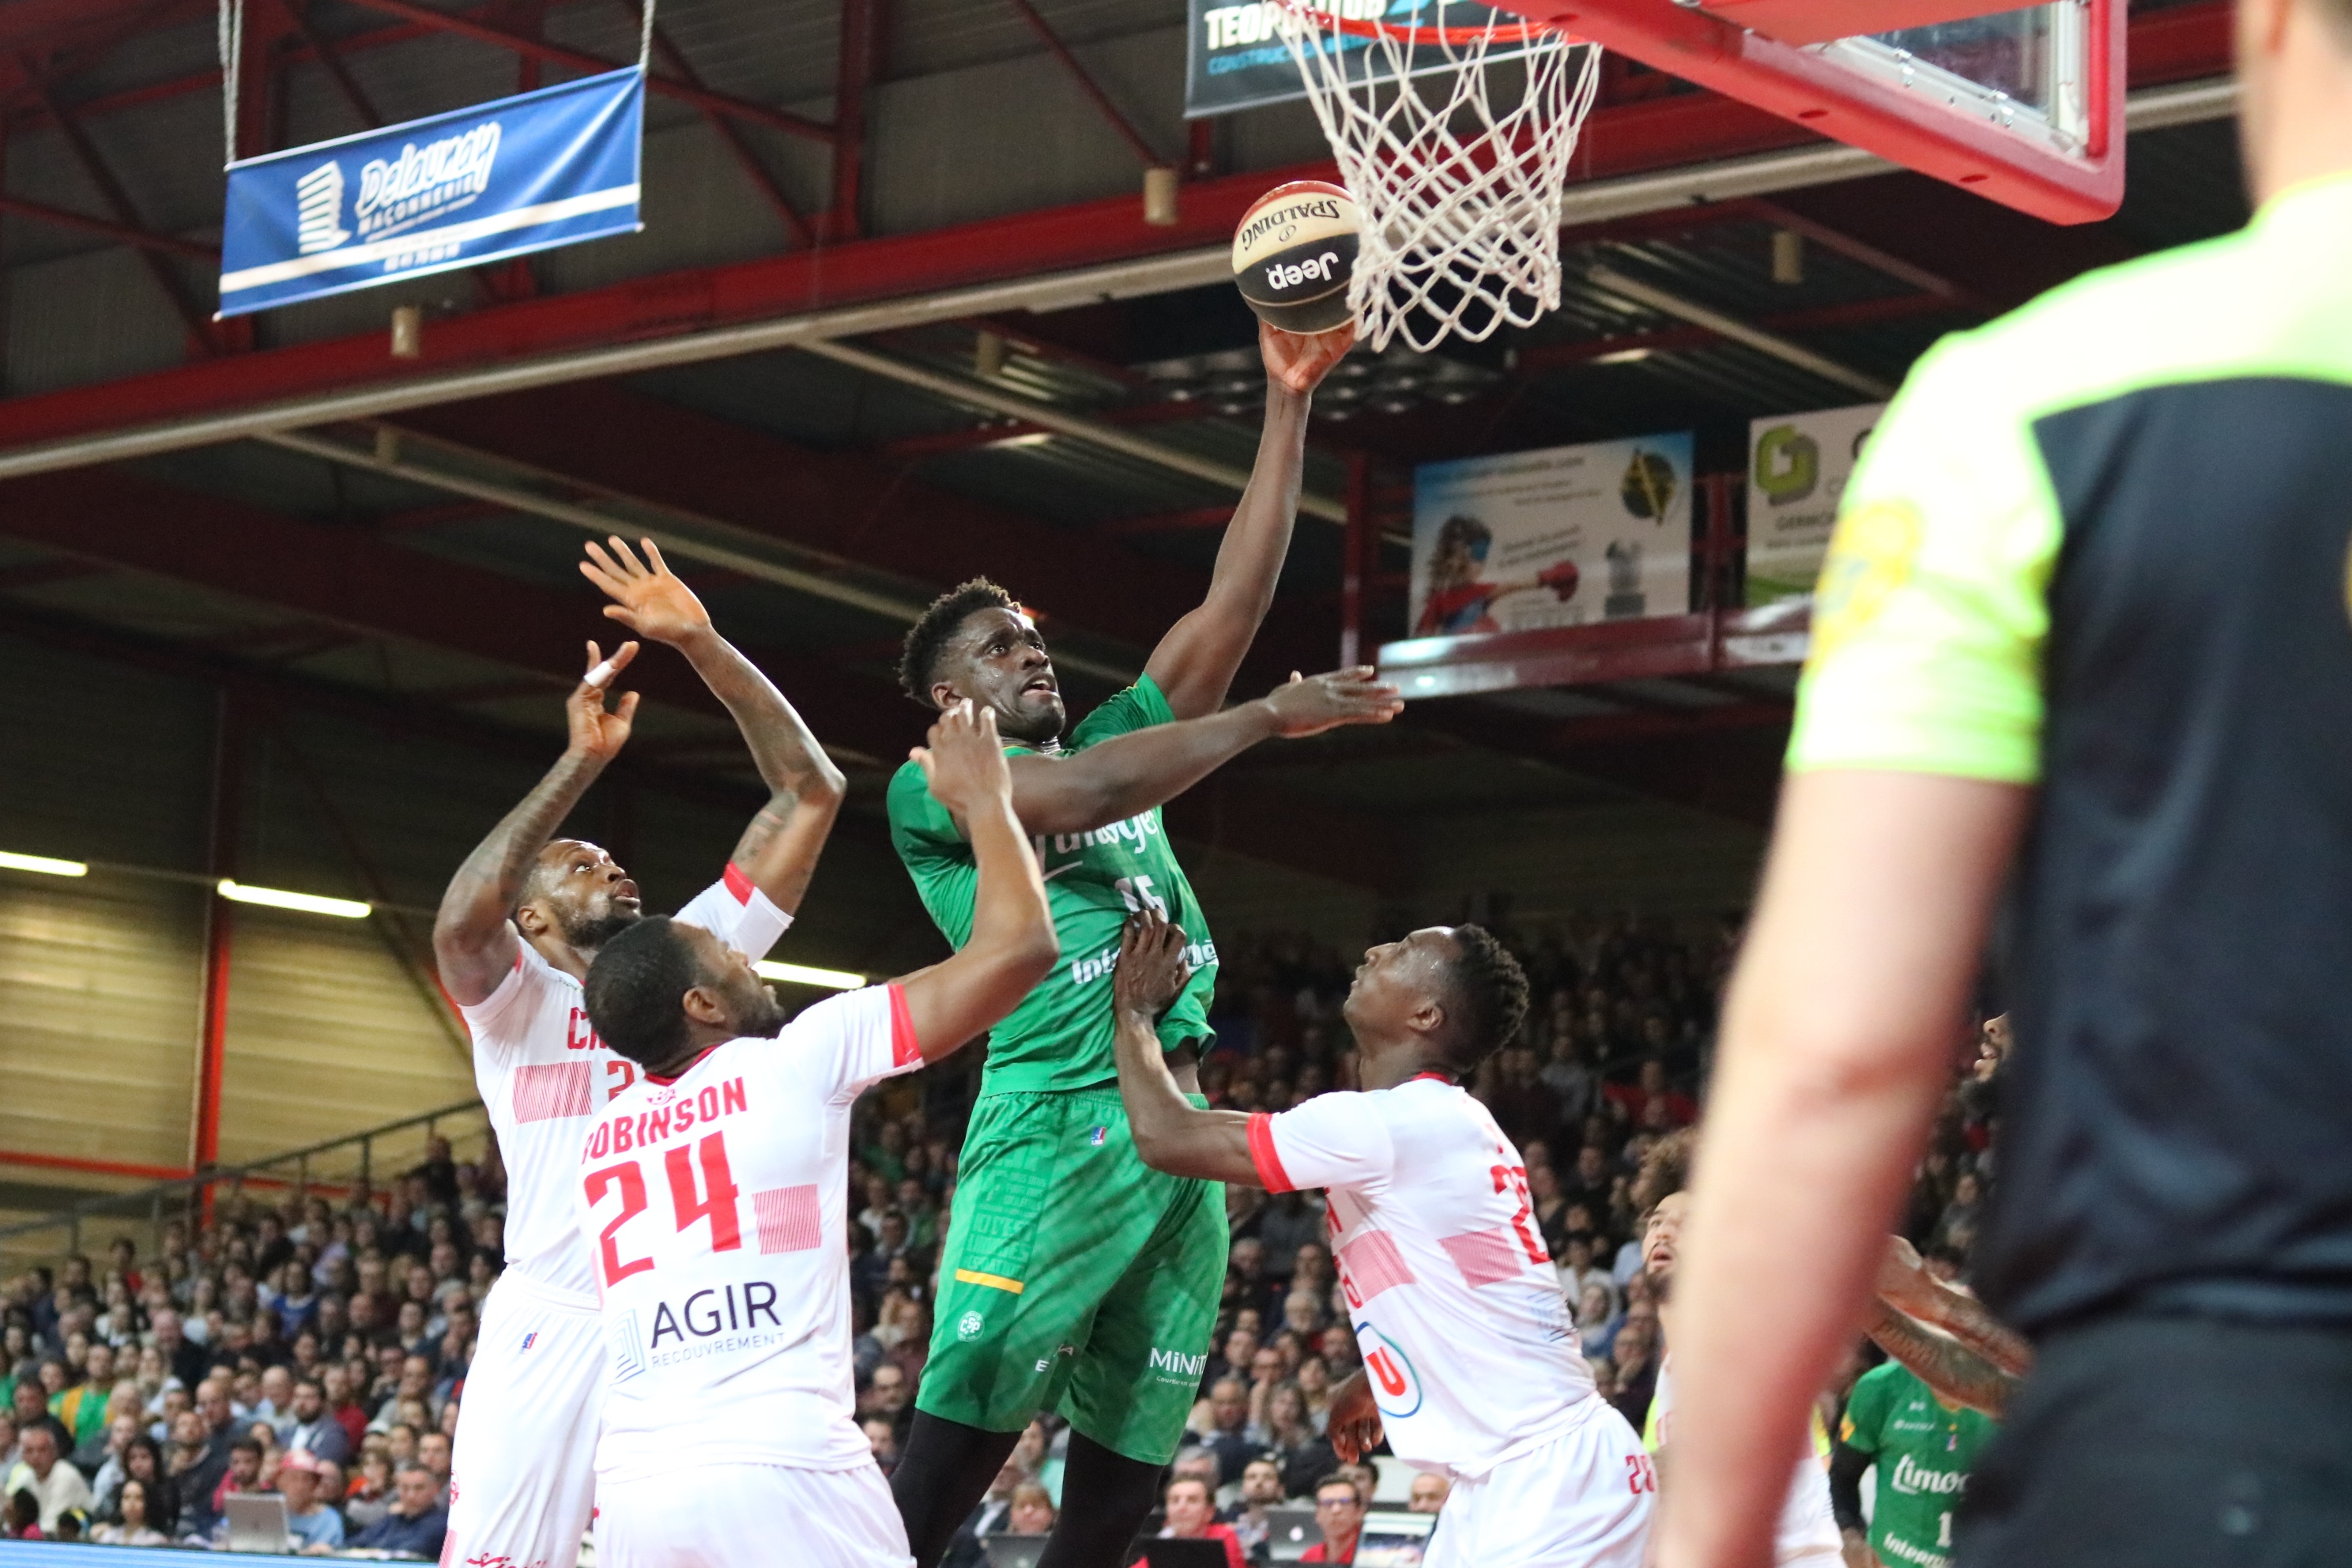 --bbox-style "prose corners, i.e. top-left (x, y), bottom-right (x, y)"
top-left (914, 1086), bottom-right (1228, 1465)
